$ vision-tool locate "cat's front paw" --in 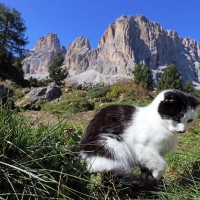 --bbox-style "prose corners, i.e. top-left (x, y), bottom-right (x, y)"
top-left (142, 159), bottom-right (167, 180)
top-left (152, 163), bottom-right (166, 179)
